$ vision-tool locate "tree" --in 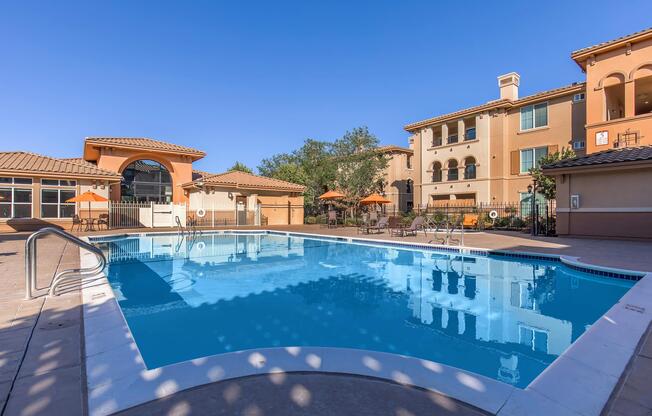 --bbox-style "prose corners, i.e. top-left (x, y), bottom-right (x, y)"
top-left (529, 147), bottom-right (576, 200)
top-left (257, 127), bottom-right (388, 216)
top-left (228, 161), bottom-right (253, 174)
top-left (331, 127), bottom-right (388, 210)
